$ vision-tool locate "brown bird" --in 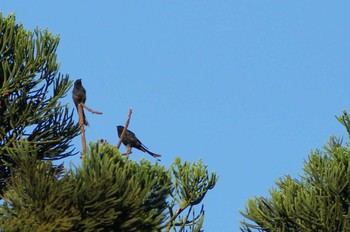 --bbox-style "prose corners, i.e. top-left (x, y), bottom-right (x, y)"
top-left (72, 79), bottom-right (89, 126)
top-left (117, 125), bottom-right (161, 161)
